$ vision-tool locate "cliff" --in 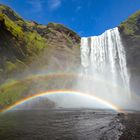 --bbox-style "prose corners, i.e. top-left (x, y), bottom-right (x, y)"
top-left (0, 4), bottom-right (140, 110)
top-left (0, 4), bottom-right (80, 82)
top-left (119, 10), bottom-right (140, 94)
